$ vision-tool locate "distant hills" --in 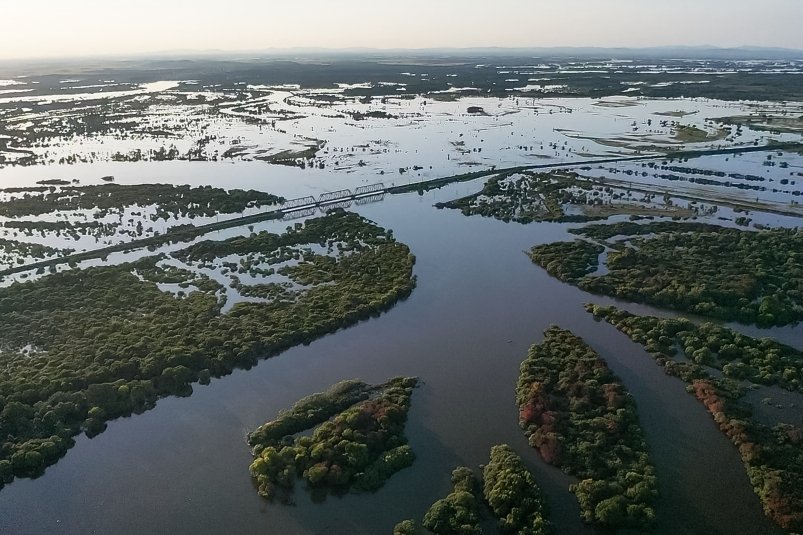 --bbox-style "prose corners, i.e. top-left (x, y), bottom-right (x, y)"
top-left (241, 45), bottom-right (803, 60)
top-left (2, 45), bottom-right (802, 68)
